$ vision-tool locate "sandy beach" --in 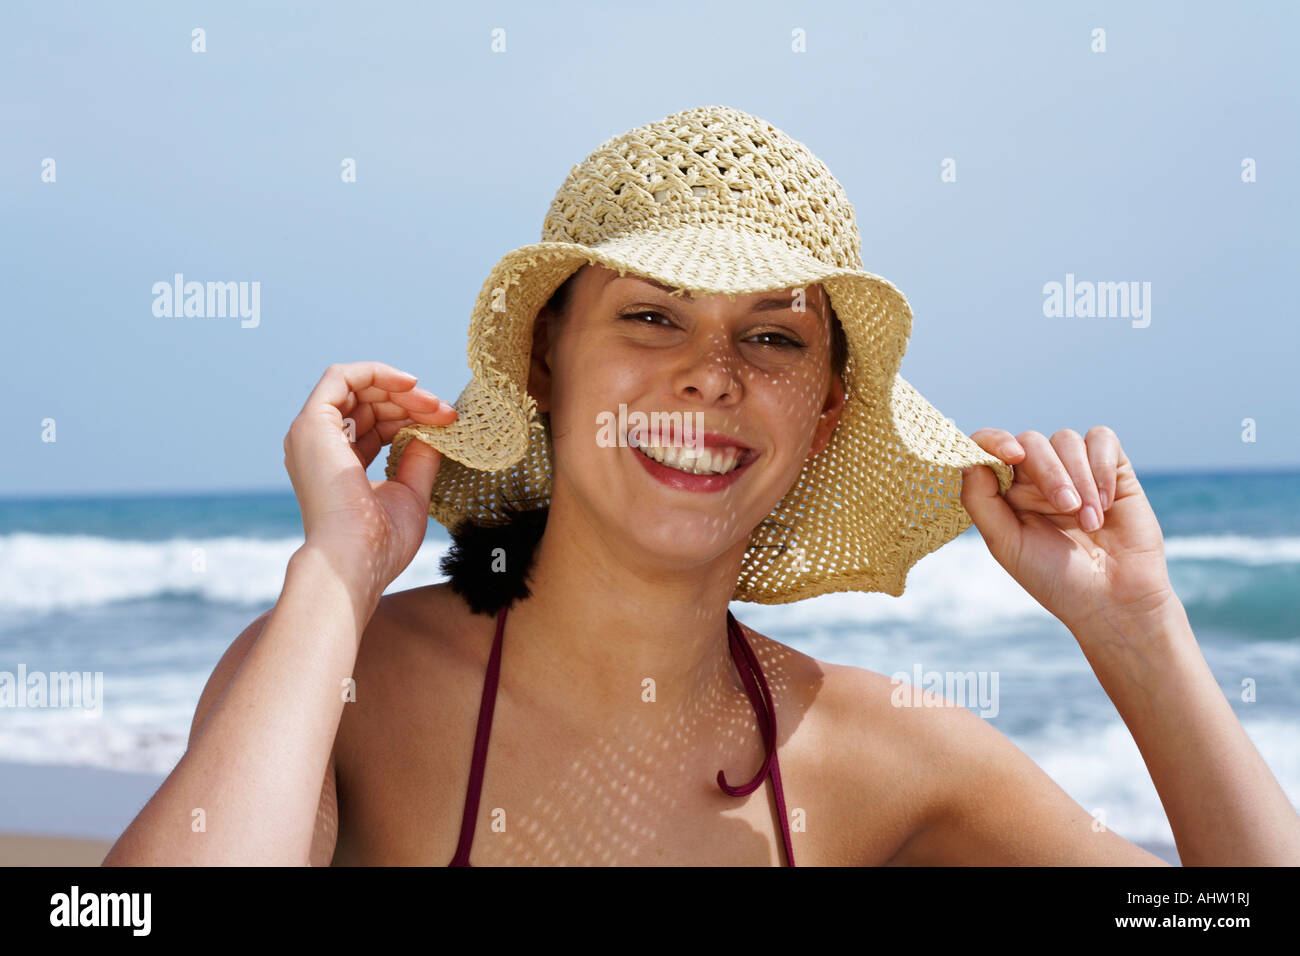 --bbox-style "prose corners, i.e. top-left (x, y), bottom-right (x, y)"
top-left (0, 760), bottom-right (163, 866)
top-left (0, 832), bottom-right (112, 866)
